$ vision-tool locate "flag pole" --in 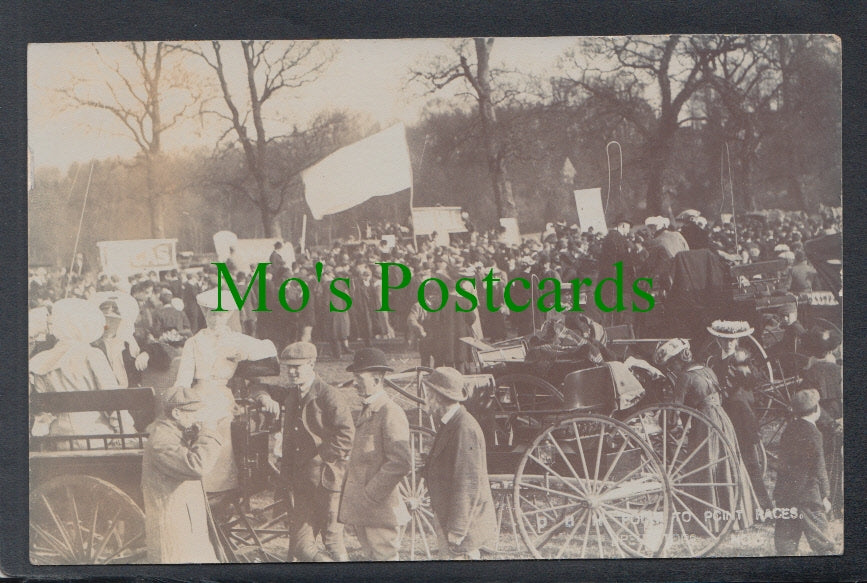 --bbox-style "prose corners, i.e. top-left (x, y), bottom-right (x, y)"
top-left (300, 213), bottom-right (307, 254)
top-left (65, 158), bottom-right (96, 298)
top-left (408, 131), bottom-right (426, 252)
